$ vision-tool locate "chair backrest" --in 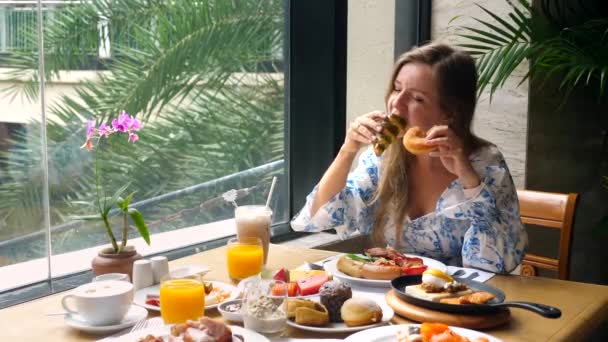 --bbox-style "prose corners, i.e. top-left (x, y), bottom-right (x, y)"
top-left (517, 189), bottom-right (578, 280)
